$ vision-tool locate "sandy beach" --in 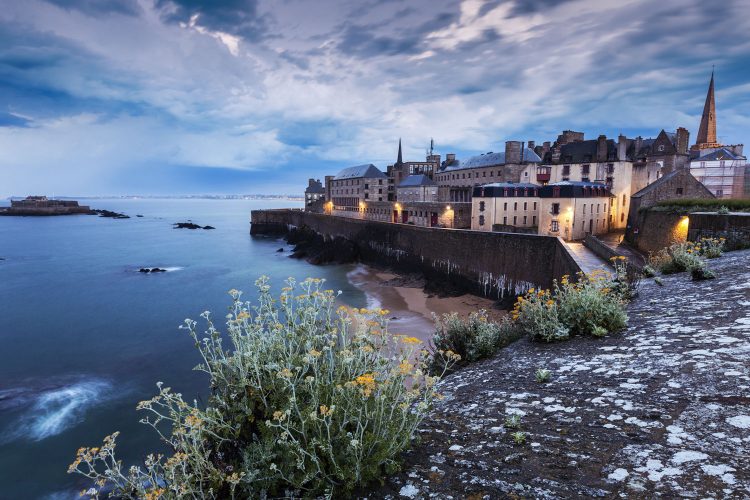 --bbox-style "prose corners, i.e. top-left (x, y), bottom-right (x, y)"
top-left (344, 264), bottom-right (506, 343)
